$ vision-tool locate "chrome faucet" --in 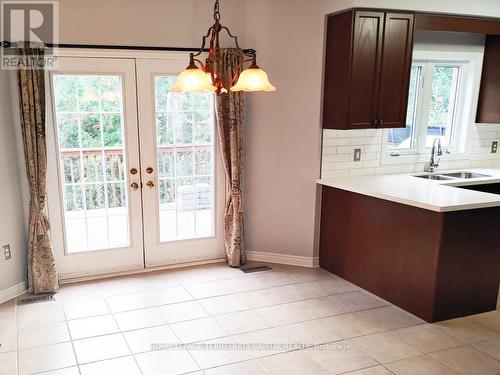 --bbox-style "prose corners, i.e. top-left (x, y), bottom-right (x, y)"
top-left (424, 138), bottom-right (443, 173)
